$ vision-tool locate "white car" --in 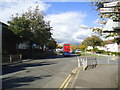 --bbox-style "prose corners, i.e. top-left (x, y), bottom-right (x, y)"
top-left (75, 50), bottom-right (82, 53)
